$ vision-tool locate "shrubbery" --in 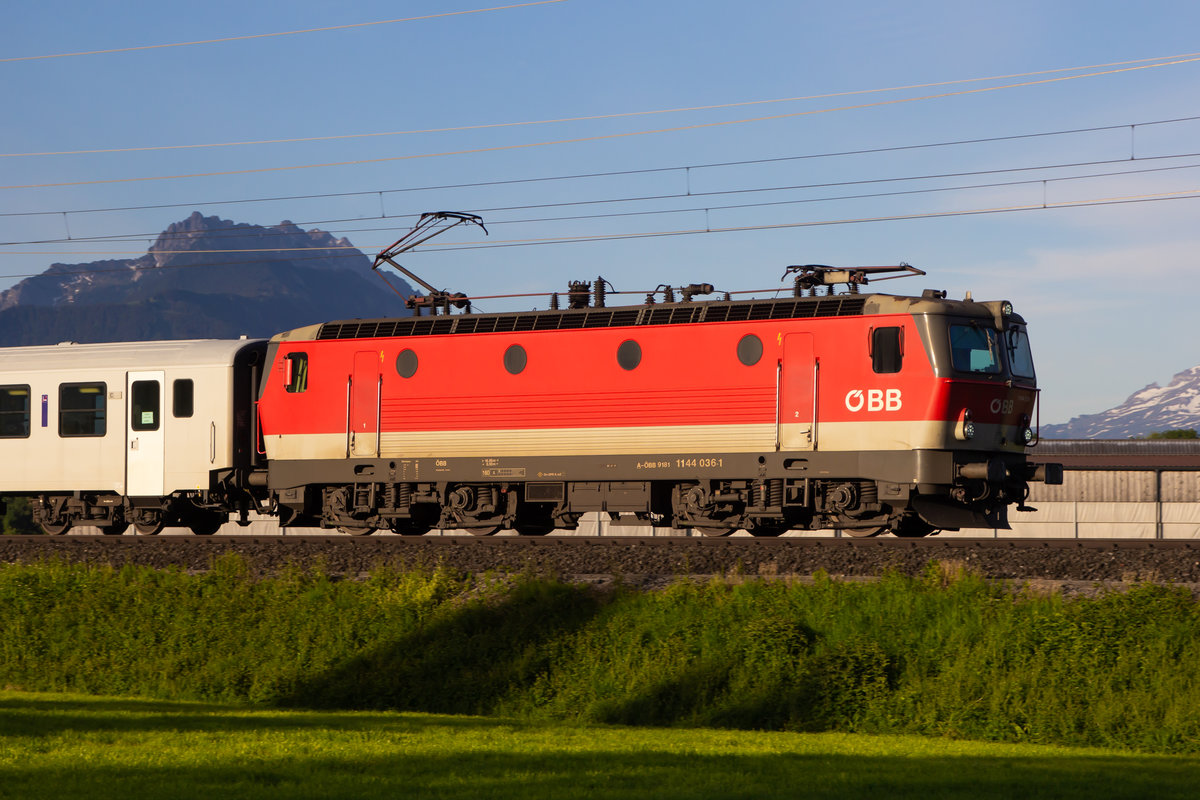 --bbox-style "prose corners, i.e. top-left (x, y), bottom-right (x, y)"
top-left (1, 557), bottom-right (1198, 753)
top-left (1, 497), bottom-right (36, 535)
